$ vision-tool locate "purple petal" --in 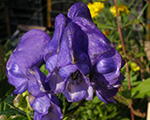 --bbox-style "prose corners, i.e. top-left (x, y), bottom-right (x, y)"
top-left (6, 58), bottom-right (27, 88)
top-left (48, 68), bottom-right (66, 94)
top-left (6, 29), bottom-right (51, 95)
top-left (6, 56), bottom-right (28, 94)
top-left (82, 76), bottom-right (93, 100)
top-left (109, 73), bottom-right (125, 88)
top-left (56, 29), bottom-right (72, 67)
top-left (95, 48), bottom-right (121, 74)
top-left (63, 71), bottom-right (93, 102)
top-left (44, 13), bottom-right (66, 61)
top-left (46, 54), bottom-right (58, 73)
top-left (34, 112), bottom-right (43, 120)
top-left (51, 95), bottom-right (60, 106)
top-left (32, 93), bottom-right (51, 115)
top-left (63, 80), bottom-right (87, 102)
top-left (12, 81), bottom-right (28, 95)
top-left (57, 22), bottom-right (90, 68)
top-left (95, 91), bottom-right (116, 103)
top-left (67, 2), bottom-right (92, 23)
top-left (34, 102), bottom-right (63, 120)
top-left (42, 103), bottom-right (63, 120)
top-left (94, 48), bottom-right (123, 85)
top-left (11, 29), bottom-right (51, 75)
top-left (92, 75), bottom-right (118, 103)
top-left (27, 67), bottom-right (46, 97)
top-left (59, 63), bottom-right (90, 79)
top-left (72, 17), bottom-right (114, 65)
